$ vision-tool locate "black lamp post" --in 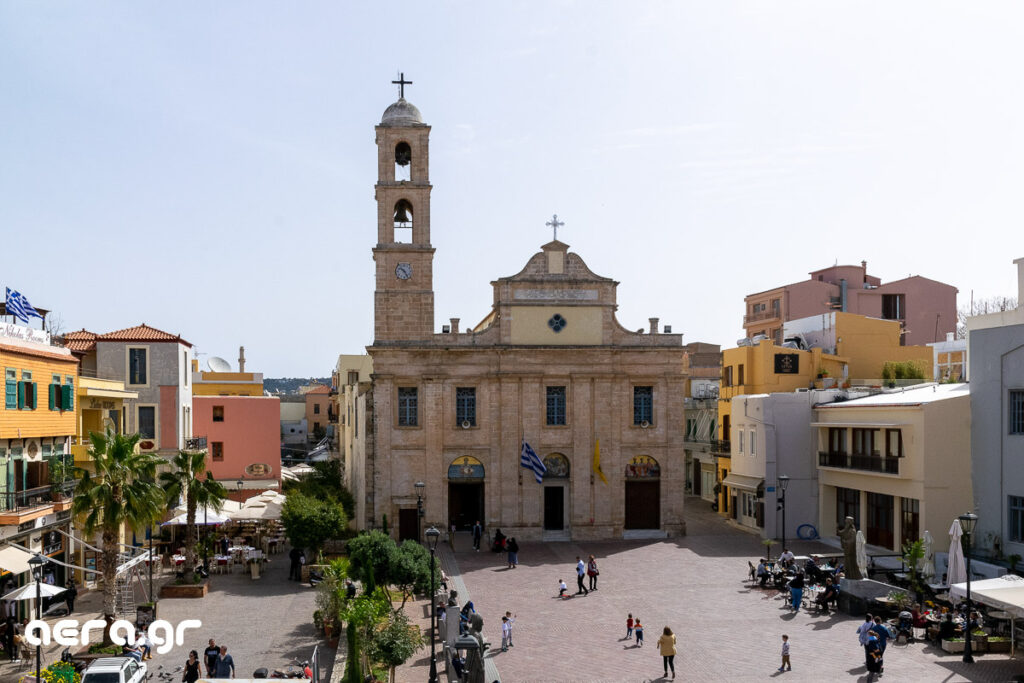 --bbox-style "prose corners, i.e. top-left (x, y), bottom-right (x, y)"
top-left (28, 553), bottom-right (46, 681)
top-left (415, 481), bottom-right (426, 542)
top-left (959, 511), bottom-right (978, 664)
top-left (425, 526), bottom-right (440, 683)
top-left (777, 475), bottom-right (790, 557)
